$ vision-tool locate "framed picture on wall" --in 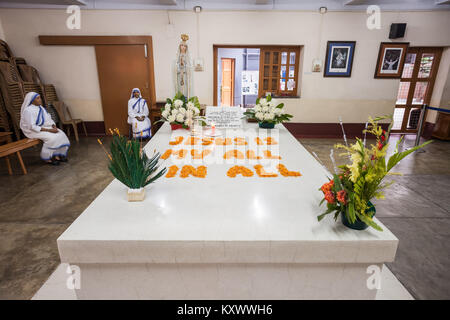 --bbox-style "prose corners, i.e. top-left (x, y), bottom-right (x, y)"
top-left (374, 42), bottom-right (409, 78)
top-left (324, 41), bottom-right (356, 77)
